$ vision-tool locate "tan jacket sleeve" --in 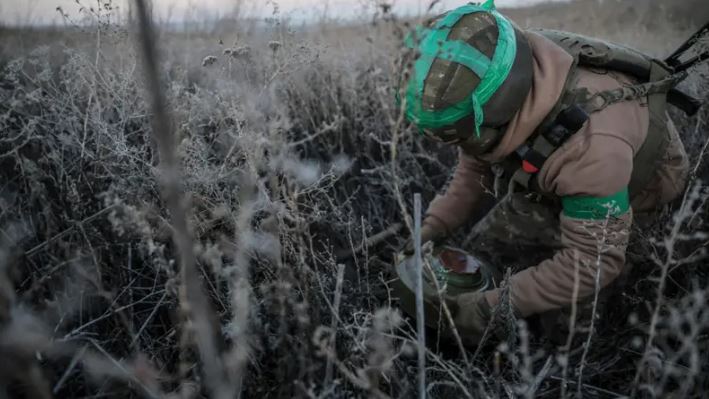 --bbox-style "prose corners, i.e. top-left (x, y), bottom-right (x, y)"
top-left (424, 149), bottom-right (493, 235)
top-left (495, 212), bottom-right (631, 317)
top-left (484, 134), bottom-right (634, 317)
